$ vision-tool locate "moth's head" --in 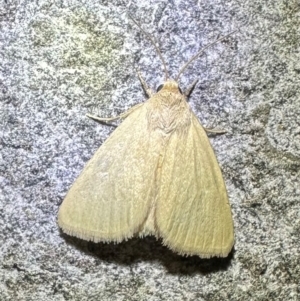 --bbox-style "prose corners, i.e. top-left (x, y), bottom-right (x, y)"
top-left (156, 80), bottom-right (183, 94)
